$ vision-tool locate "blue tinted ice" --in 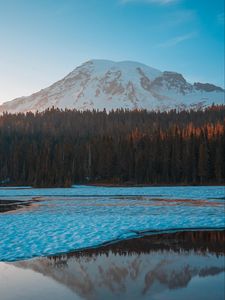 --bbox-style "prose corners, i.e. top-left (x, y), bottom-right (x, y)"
top-left (0, 186), bottom-right (224, 261)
